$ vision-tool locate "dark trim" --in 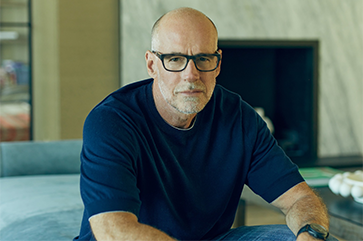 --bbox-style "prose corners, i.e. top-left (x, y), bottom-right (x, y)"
top-left (316, 155), bottom-right (363, 168)
top-left (118, 0), bottom-right (122, 87)
top-left (312, 41), bottom-right (319, 167)
top-left (28, 0), bottom-right (33, 140)
top-left (218, 39), bottom-right (320, 48)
